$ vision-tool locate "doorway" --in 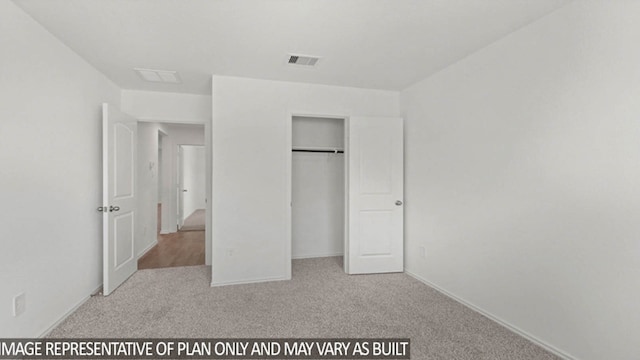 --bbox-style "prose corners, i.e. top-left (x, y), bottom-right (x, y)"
top-left (291, 115), bottom-right (346, 270)
top-left (177, 145), bottom-right (206, 231)
top-left (137, 122), bottom-right (206, 270)
top-left (102, 102), bottom-right (212, 294)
